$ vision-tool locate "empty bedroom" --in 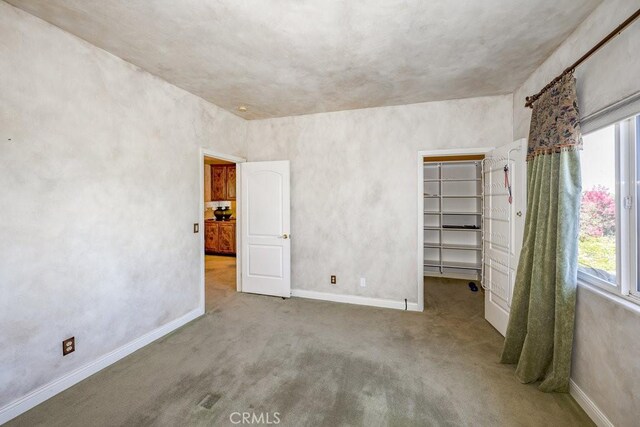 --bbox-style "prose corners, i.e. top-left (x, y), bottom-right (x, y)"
top-left (1, 1), bottom-right (639, 426)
